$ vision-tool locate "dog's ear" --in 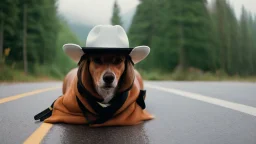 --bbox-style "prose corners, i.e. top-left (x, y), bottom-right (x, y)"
top-left (78, 58), bottom-right (93, 90)
top-left (78, 57), bottom-right (102, 99)
top-left (79, 59), bottom-right (92, 86)
top-left (118, 58), bottom-right (135, 92)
